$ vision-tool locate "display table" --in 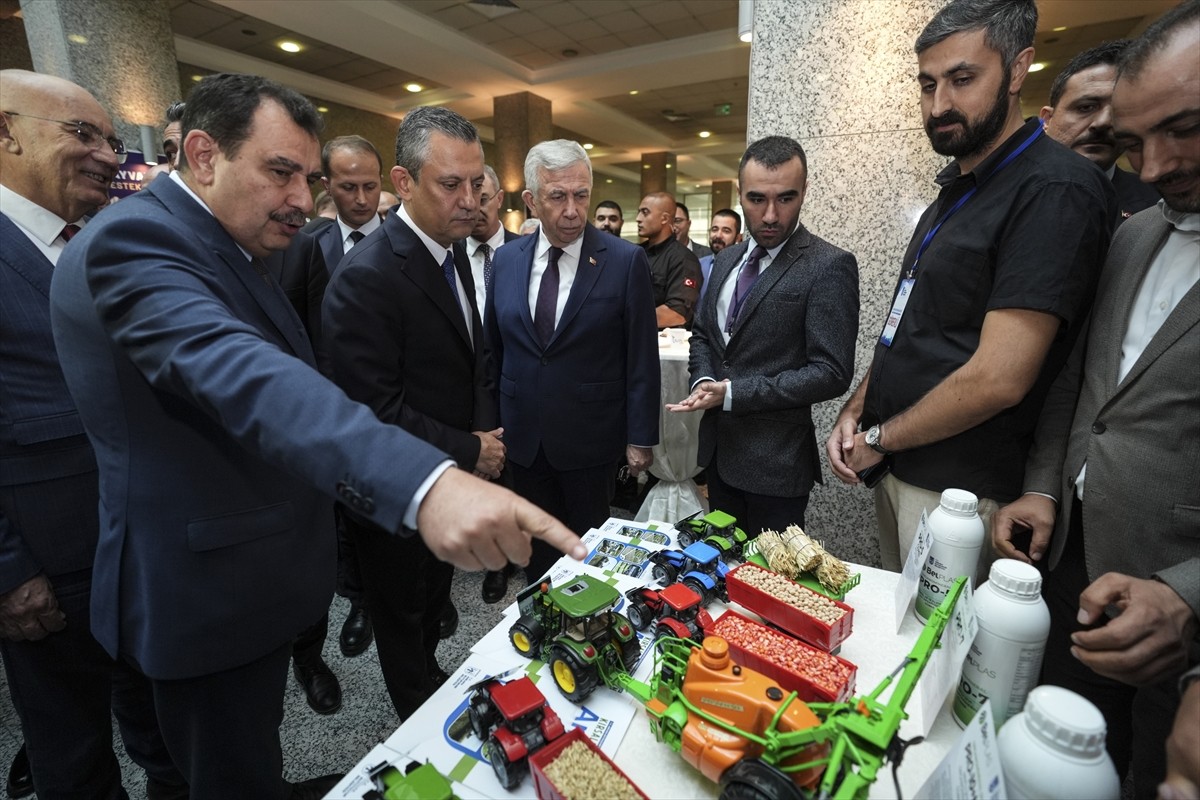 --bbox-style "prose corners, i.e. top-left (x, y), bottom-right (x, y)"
top-left (327, 524), bottom-right (966, 800)
top-left (636, 332), bottom-right (704, 523)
